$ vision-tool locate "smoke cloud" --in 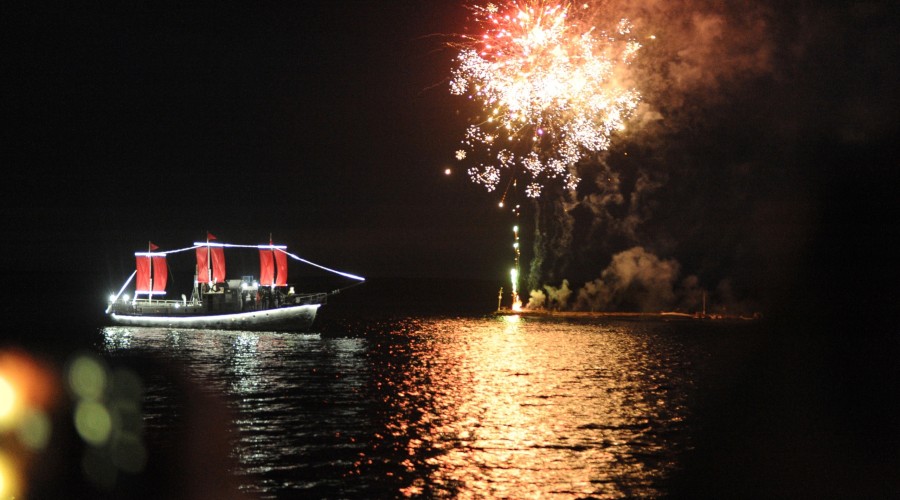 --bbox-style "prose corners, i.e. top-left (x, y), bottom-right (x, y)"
top-left (525, 279), bottom-right (572, 311)
top-left (513, 1), bottom-right (896, 317)
top-left (610, 0), bottom-right (776, 115)
top-left (574, 246), bottom-right (679, 312)
top-left (522, 0), bottom-right (784, 313)
top-left (525, 246), bottom-right (764, 315)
